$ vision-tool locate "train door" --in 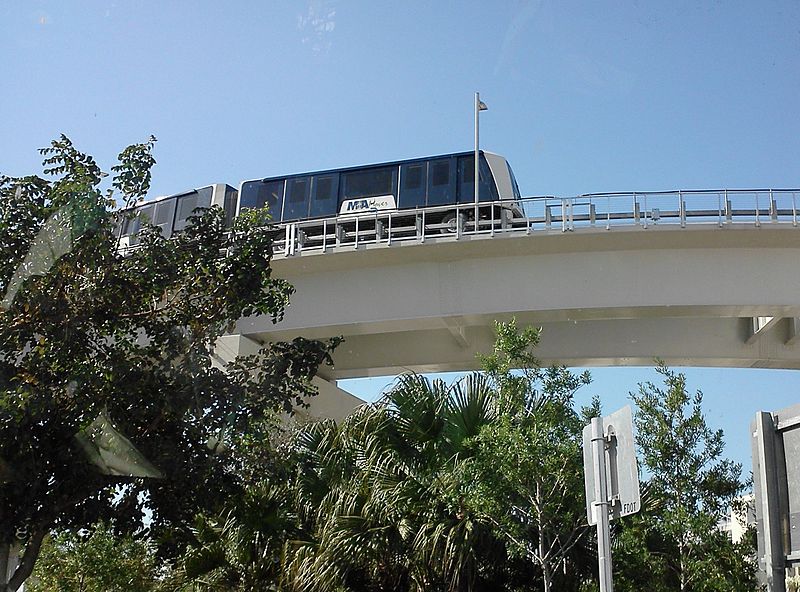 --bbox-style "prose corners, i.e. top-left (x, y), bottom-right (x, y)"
top-left (309, 173), bottom-right (339, 218)
top-left (398, 162), bottom-right (427, 209)
top-left (283, 177), bottom-right (311, 222)
top-left (426, 157), bottom-right (456, 206)
top-left (457, 155), bottom-right (476, 204)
